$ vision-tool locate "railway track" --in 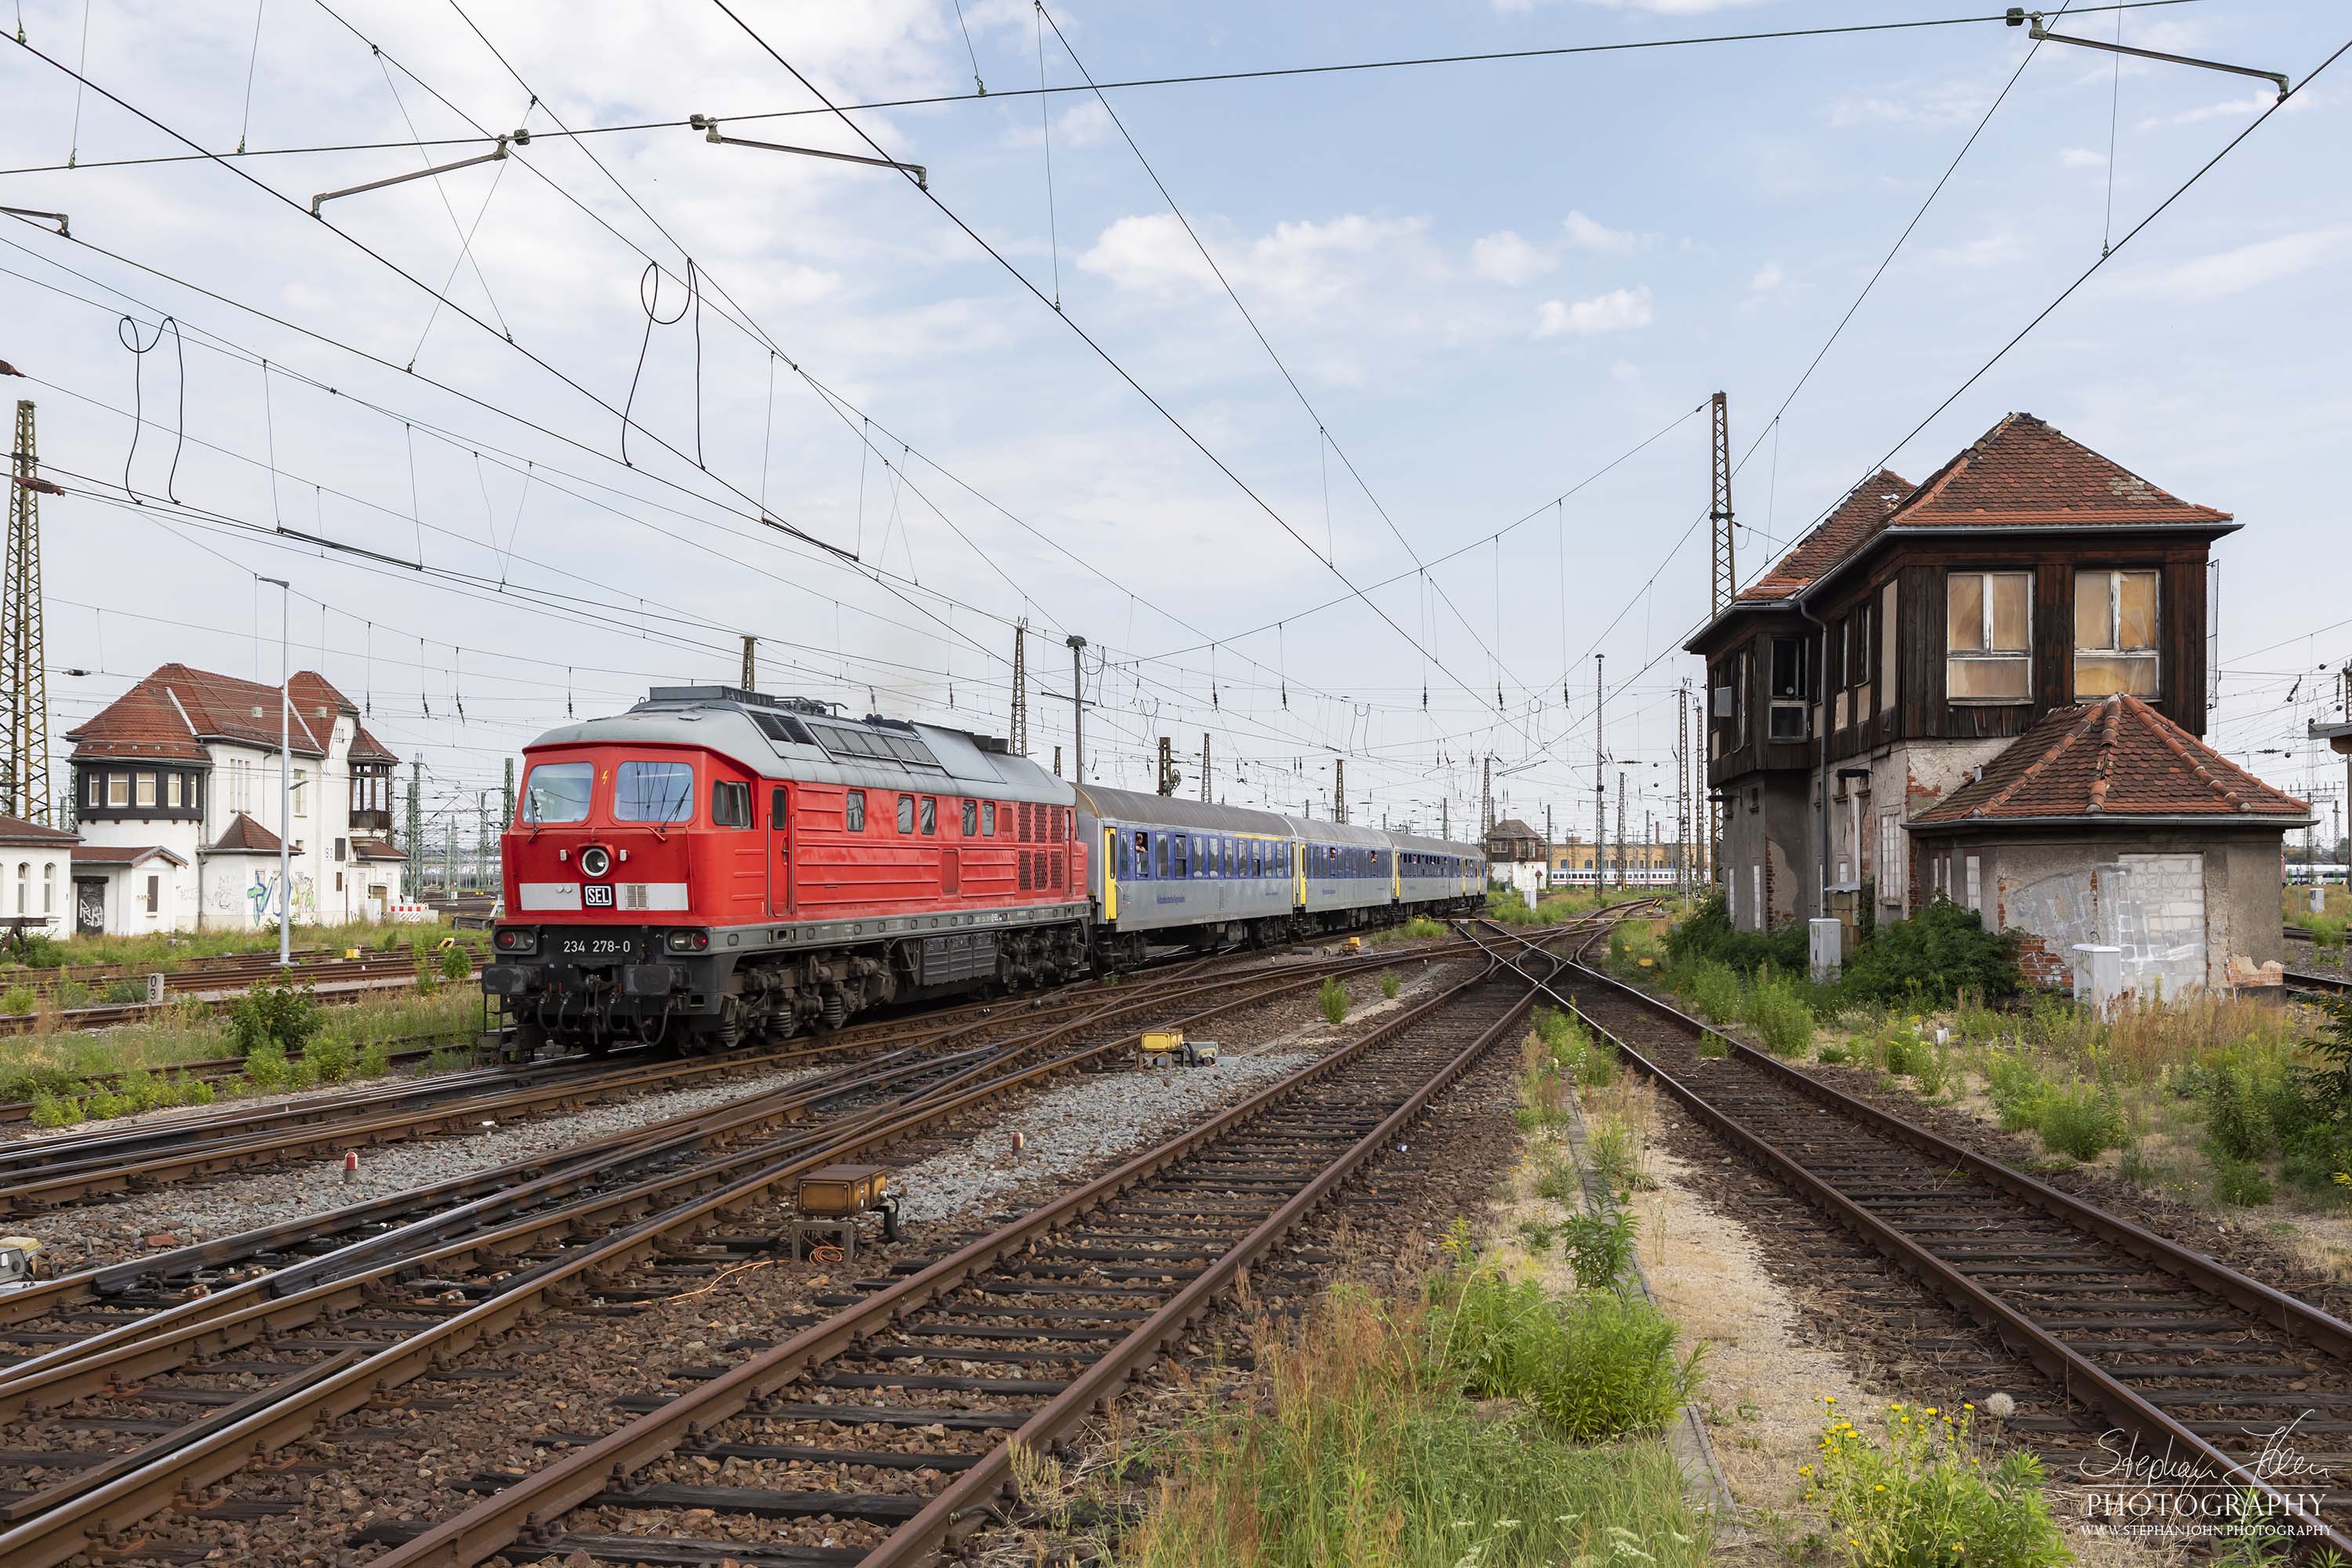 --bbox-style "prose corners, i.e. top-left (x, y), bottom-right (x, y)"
top-left (355, 954), bottom-right (1559, 1568)
top-left (1461, 919), bottom-right (2352, 1549)
top-left (0, 925), bottom-right (1508, 1567)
